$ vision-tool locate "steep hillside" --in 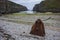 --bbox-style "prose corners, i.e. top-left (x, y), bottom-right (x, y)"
top-left (0, 0), bottom-right (27, 14)
top-left (33, 0), bottom-right (60, 13)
